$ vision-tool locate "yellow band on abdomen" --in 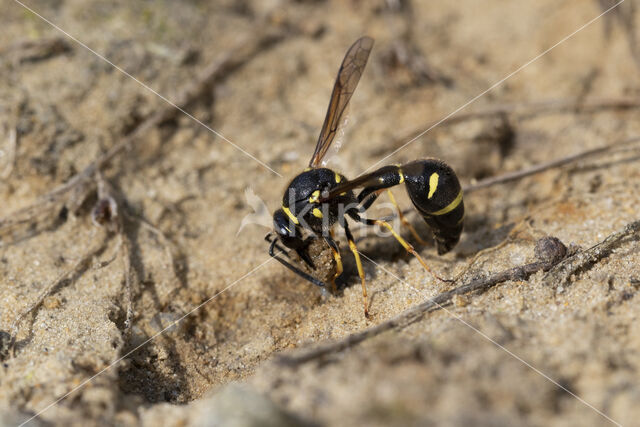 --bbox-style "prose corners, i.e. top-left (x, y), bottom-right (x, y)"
top-left (430, 190), bottom-right (463, 216)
